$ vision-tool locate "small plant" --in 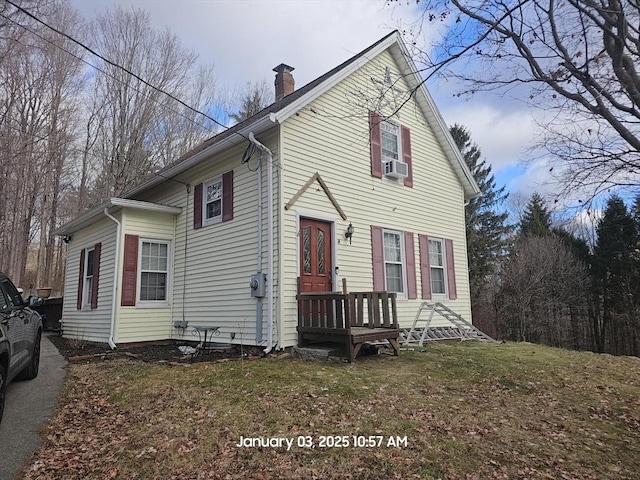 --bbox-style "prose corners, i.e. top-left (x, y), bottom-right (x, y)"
top-left (67, 330), bottom-right (87, 350)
